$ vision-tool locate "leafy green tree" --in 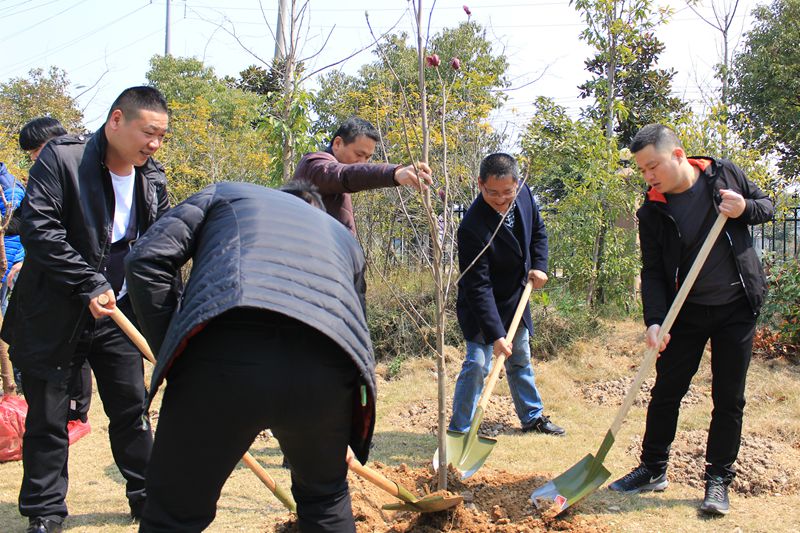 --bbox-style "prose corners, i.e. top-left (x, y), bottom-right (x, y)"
top-left (575, 0), bottom-right (687, 146)
top-left (520, 98), bottom-right (641, 307)
top-left (0, 67), bottom-right (84, 178)
top-left (0, 67), bottom-right (83, 135)
top-left (147, 55), bottom-right (264, 131)
top-left (312, 21), bottom-right (508, 262)
top-left (730, 0), bottom-right (800, 180)
top-left (145, 56), bottom-right (274, 202)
